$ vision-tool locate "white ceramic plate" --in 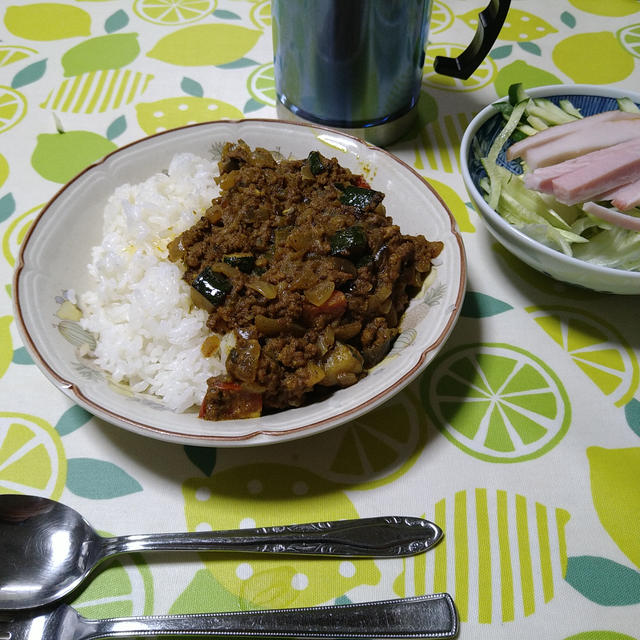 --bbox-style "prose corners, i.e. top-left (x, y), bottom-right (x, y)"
top-left (13, 119), bottom-right (466, 446)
